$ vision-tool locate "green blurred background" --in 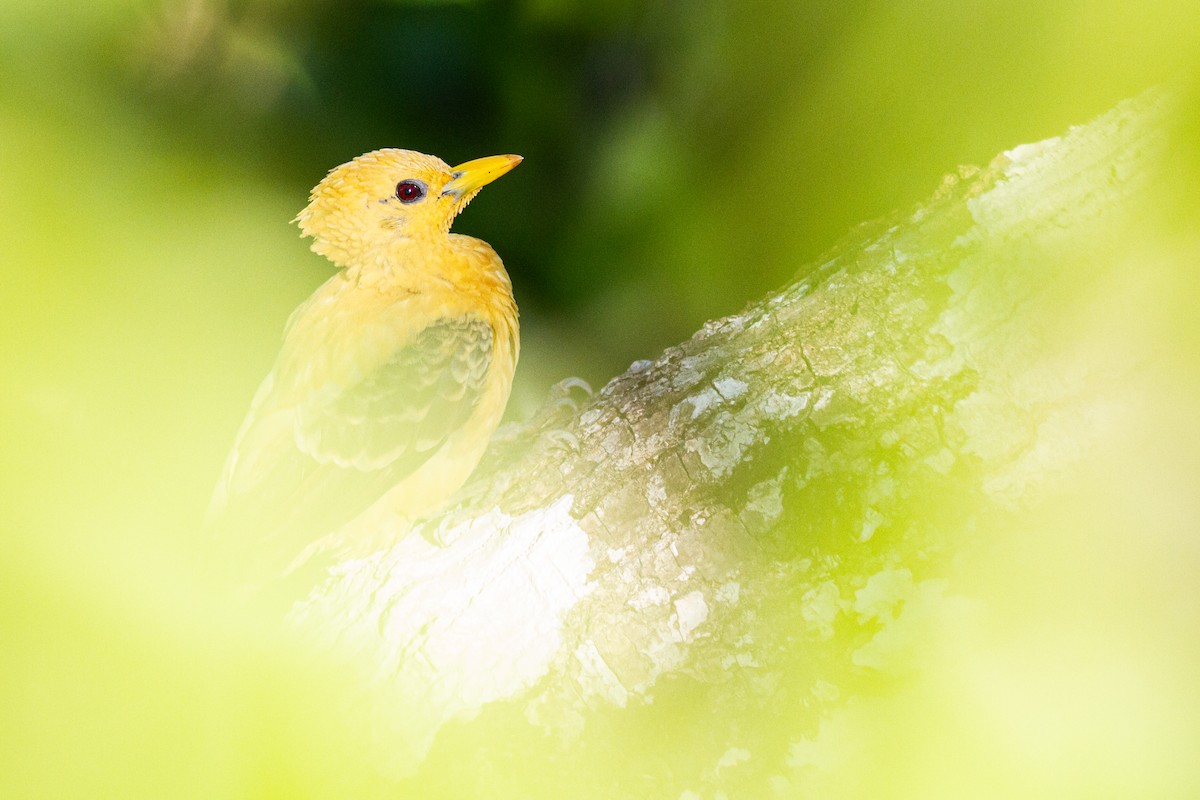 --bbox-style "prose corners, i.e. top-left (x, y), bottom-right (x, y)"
top-left (2, 0), bottom-right (1199, 796)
